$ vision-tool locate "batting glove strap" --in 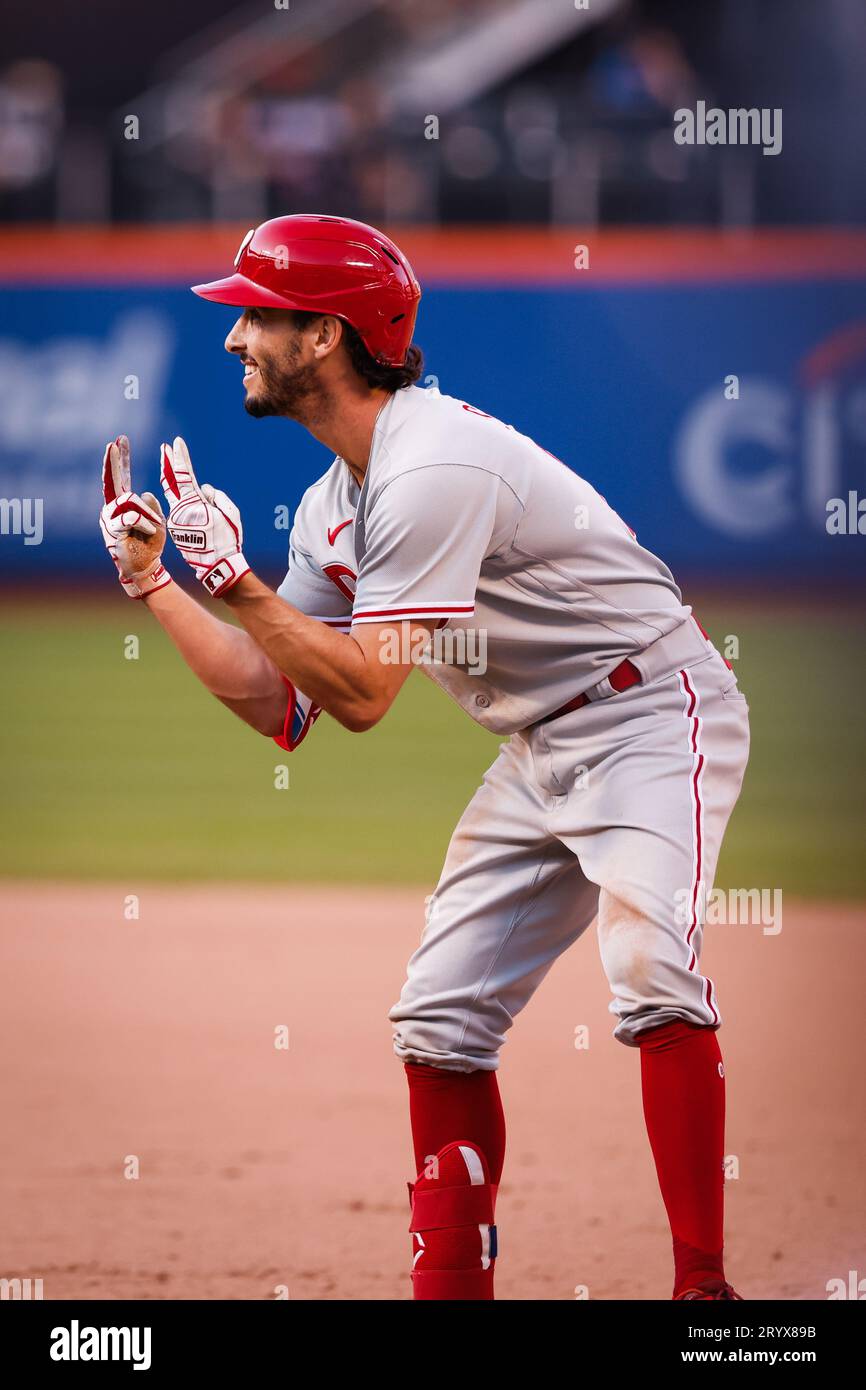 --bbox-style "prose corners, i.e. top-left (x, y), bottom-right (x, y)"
top-left (199, 553), bottom-right (250, 598)
top-left (130, 563), bottom-right (174, 601)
